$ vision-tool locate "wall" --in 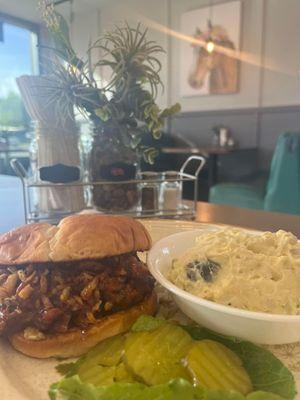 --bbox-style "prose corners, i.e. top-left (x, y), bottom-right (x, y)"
top-left (97, 0), bottom-right (169, 108)
top-left (3, 0), bottom-right (299, 111)
top-left (170, 105), bottom-right (300, 169)
top-left (169, 0), bottom-right (300, 112)
top-left (53, 1), bottom-right (100, 60)
top-left (169, 0), bottom-right (264, 112)
top-left (49, 0), bottom-right (170, 107)
top-left (97, 0), bottom-right (266, 111)
top-left (96, 0), bottom-right (300, 169)
top-left (0, 0), bottom-right (40, 23)
top-left (97, 0), bottom-right (300, 111)
top-left (262, 0), bottom-right (300, 107)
